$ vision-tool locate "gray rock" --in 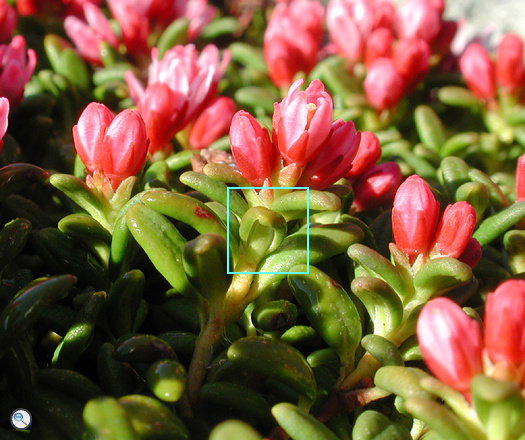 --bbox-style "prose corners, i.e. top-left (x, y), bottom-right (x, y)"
top-left (444, 0), bottom-right (525, 51)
